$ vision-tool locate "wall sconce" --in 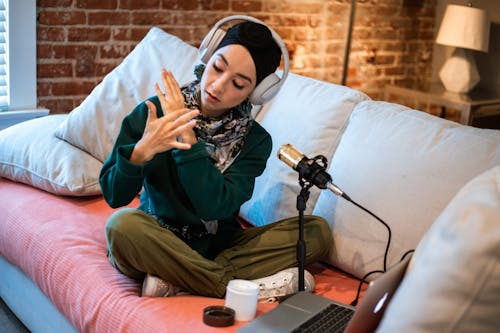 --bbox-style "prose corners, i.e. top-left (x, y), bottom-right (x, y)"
top-left (435, 4), bottom-right (490, 94)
